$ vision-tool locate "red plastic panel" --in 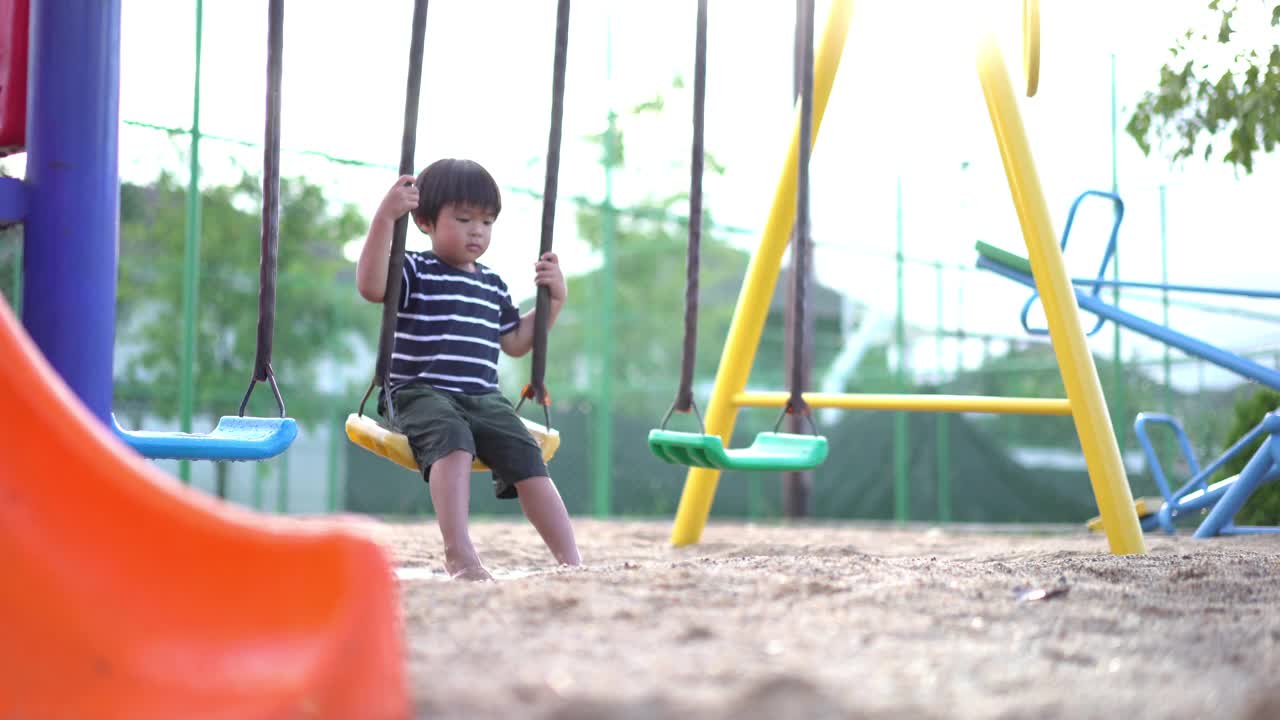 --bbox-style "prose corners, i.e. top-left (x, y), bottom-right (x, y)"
top-left (0, 0), bottom-right (29, 153)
